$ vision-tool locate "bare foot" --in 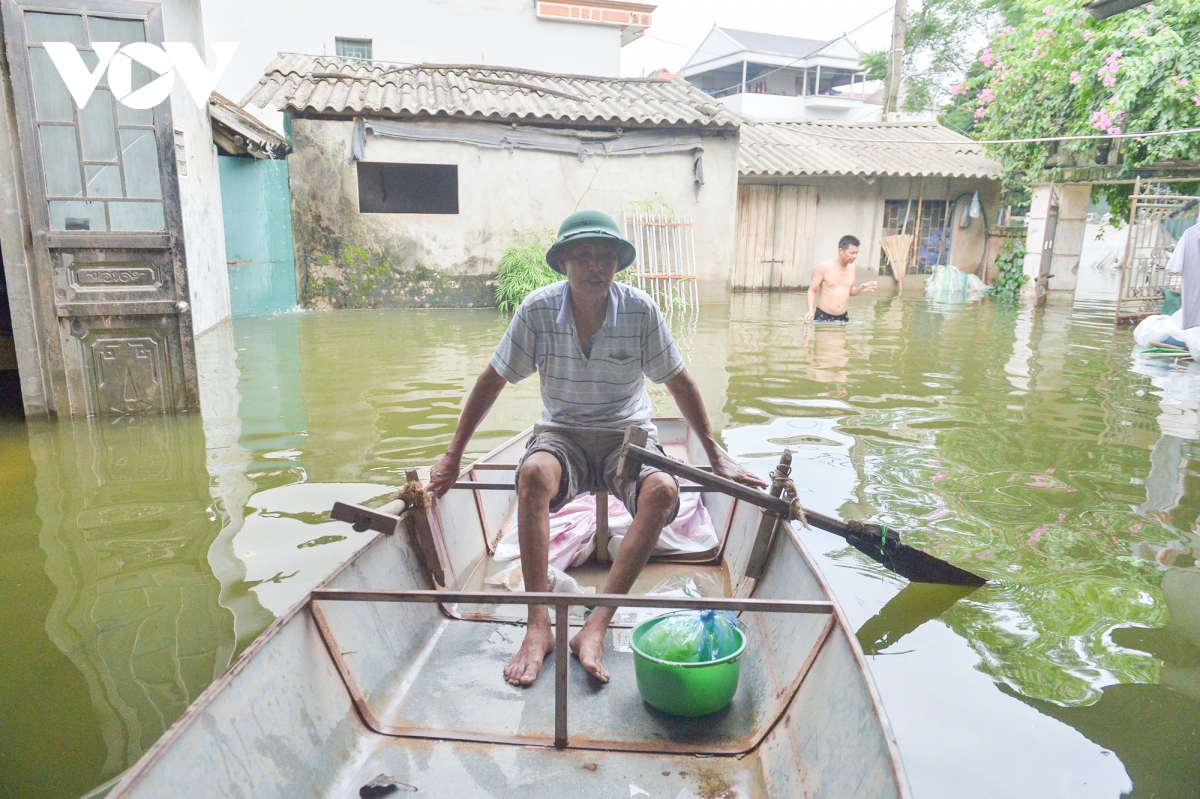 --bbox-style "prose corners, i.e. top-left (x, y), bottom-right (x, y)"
top-left (569, 627), bottom-right (610, 683)
top-left (503, 620), bottom-right (555, 686)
